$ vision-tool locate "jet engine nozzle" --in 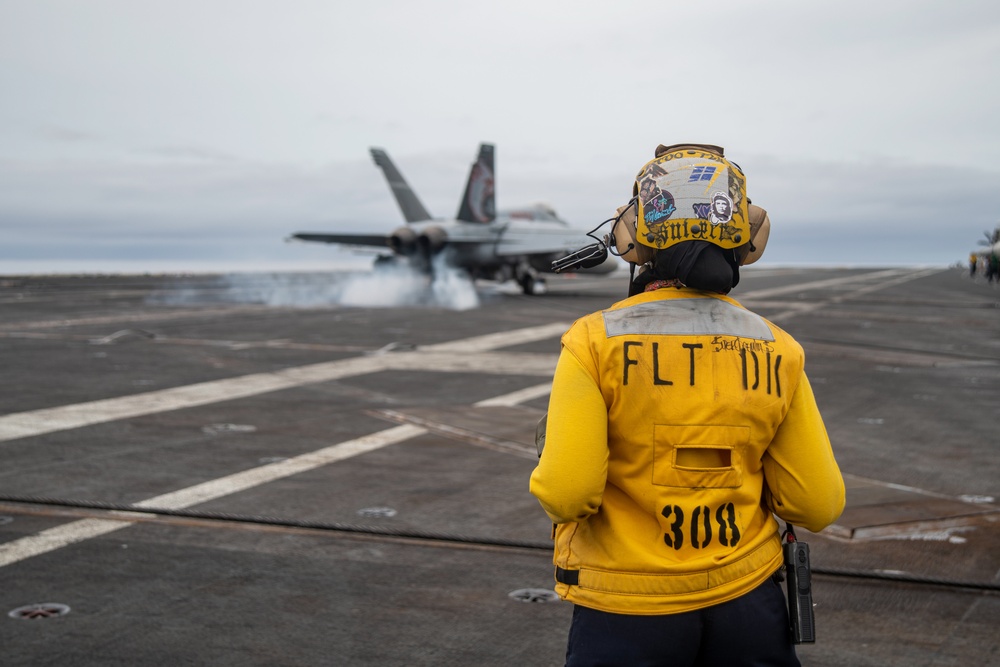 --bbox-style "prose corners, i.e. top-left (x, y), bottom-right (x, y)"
top-left (389, 227), bottom-right (418, 255)
top-left (418, 226), bottom-right (448, 255)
